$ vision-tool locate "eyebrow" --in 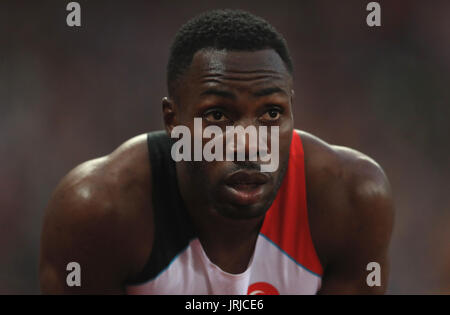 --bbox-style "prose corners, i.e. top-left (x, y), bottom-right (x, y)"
top-left (200, 87), bottom-right (287, 100)
top-left (200, 89), bottom-right (236, 100)
top-left (252, 87), bottom-right (287, 97)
